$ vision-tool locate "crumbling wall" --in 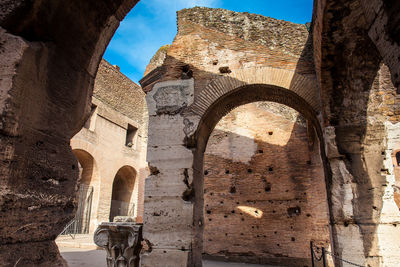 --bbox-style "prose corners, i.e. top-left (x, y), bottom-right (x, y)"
top-left (141, 7), bottom-right (320, 267)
